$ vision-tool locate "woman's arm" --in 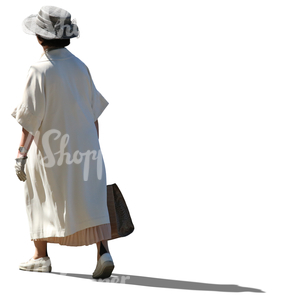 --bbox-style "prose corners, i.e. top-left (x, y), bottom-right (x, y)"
top-left (94, 120), bottom-right (99, 139)
top-left (17, 127), bottom-right (34, 158)
top-left (17, 121), bottom-right (98, 158)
